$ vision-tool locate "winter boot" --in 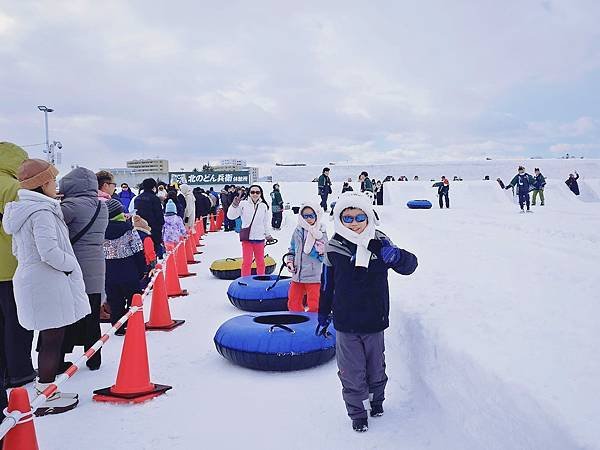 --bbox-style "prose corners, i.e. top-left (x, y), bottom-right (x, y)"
top-left (352, 418), bottom-right (369, 432)
top-left (370, 404), bottom-right (384, 417)
top-left (6, 370), bottom-right (37, 388)
top-left (34, 380), bottom-right (79, 416)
